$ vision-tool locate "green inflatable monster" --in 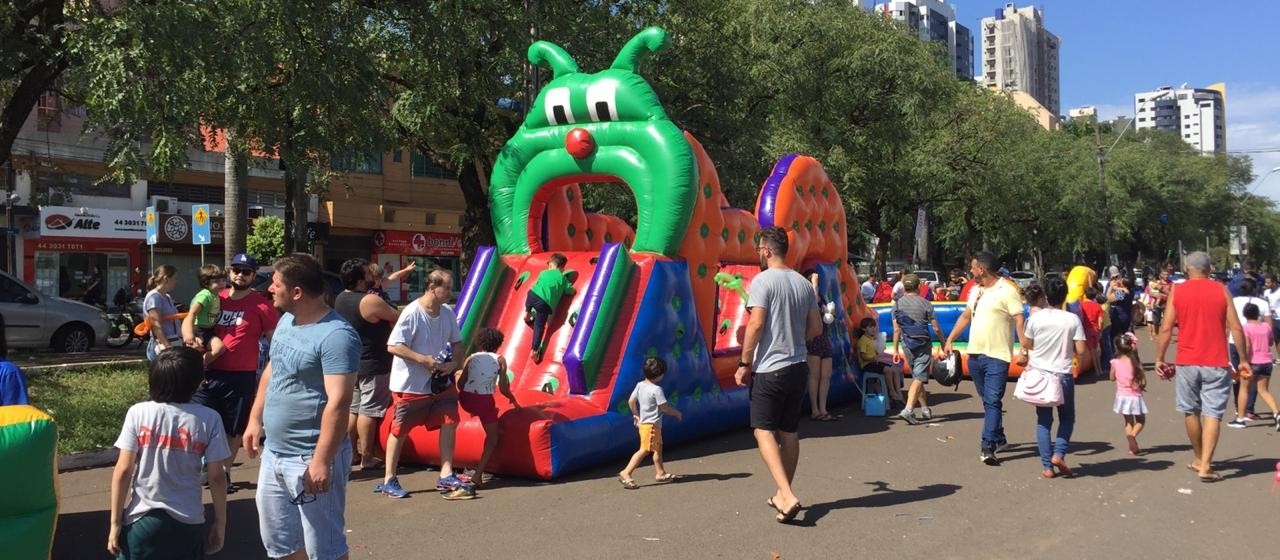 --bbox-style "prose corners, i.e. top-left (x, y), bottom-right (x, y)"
top-left (489, 27), bottom-right (698, 257)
